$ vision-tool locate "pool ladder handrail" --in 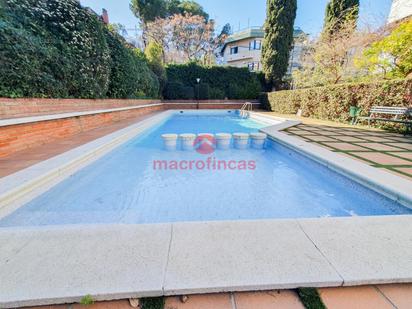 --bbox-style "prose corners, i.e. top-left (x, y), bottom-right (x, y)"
top-left (240, 102), bottom-right (253, 118)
